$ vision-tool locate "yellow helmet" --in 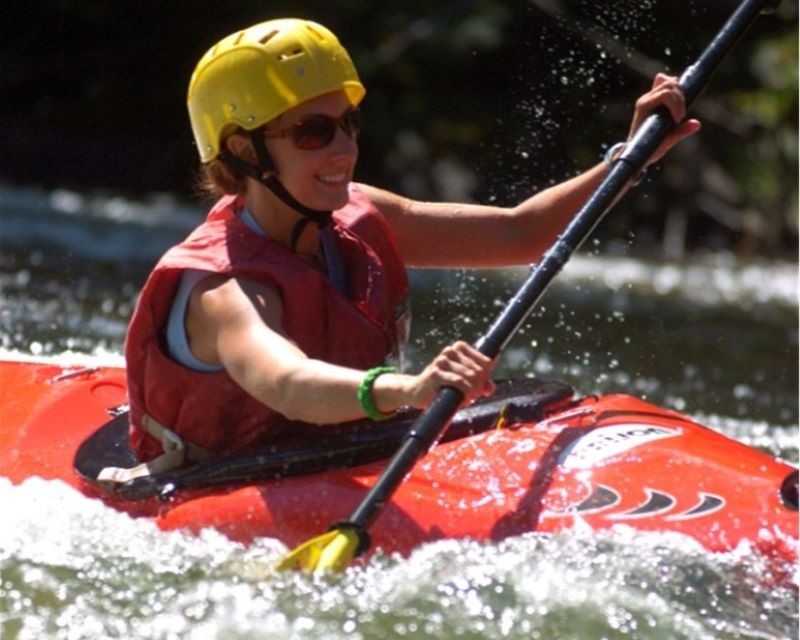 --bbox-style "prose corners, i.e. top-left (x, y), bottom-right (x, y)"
top-left (188, 18), bottom-right (366, 162)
